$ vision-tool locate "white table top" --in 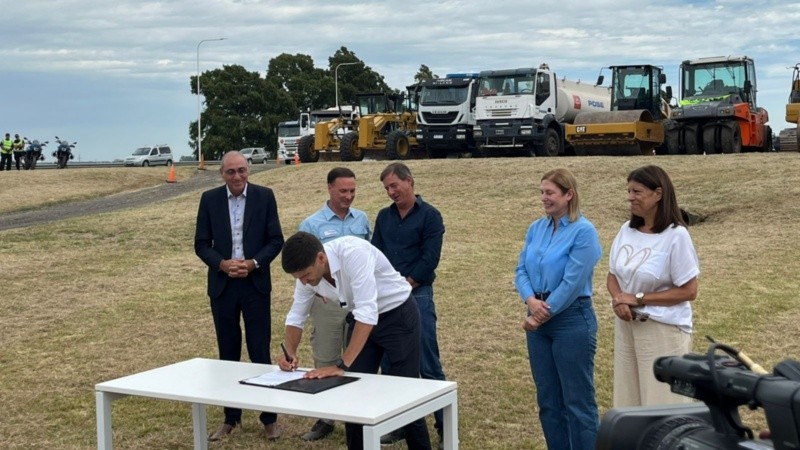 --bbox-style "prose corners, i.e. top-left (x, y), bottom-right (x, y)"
top-left (96, 358), bottom-right (457, 425)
